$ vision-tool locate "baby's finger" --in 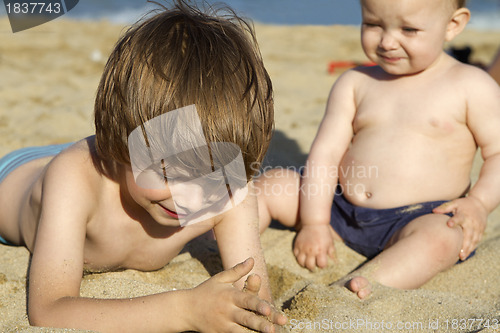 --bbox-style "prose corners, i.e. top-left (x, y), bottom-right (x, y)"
top-left (433, 200), bottom-right (457, 214)
top-left (446, 213), bottom-right (465, 228)
top-left (460, 228), bottom-right (474, 260)
top-left (463, 231), bottom-right (482, 260)
top-left (328, 245), bottom-right (337, 262)
top-left (305, 255), bottom-right (317, 271)
top-left (316, 252), bottom-right (328, 269)
top-left (296, 252), bottom-right (306, 268)
top-left (243, 274), bottom-right (261, 295)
